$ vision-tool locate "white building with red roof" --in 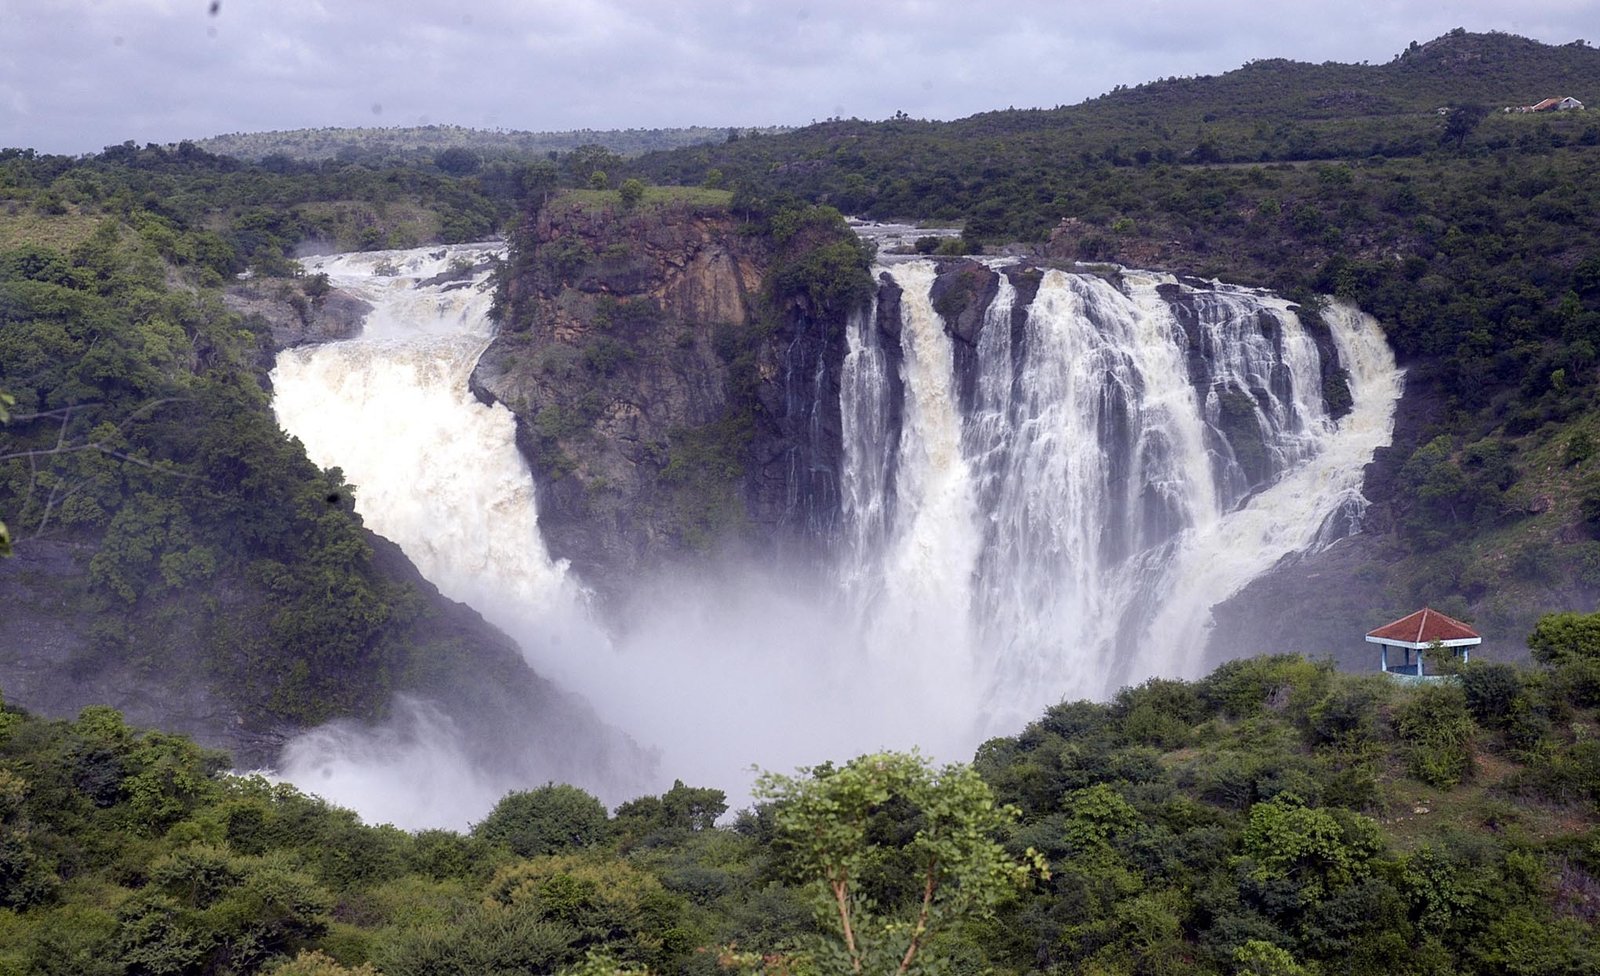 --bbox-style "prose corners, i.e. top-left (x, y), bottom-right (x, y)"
top-left (1365, 607), bottom-right (1481, 678)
